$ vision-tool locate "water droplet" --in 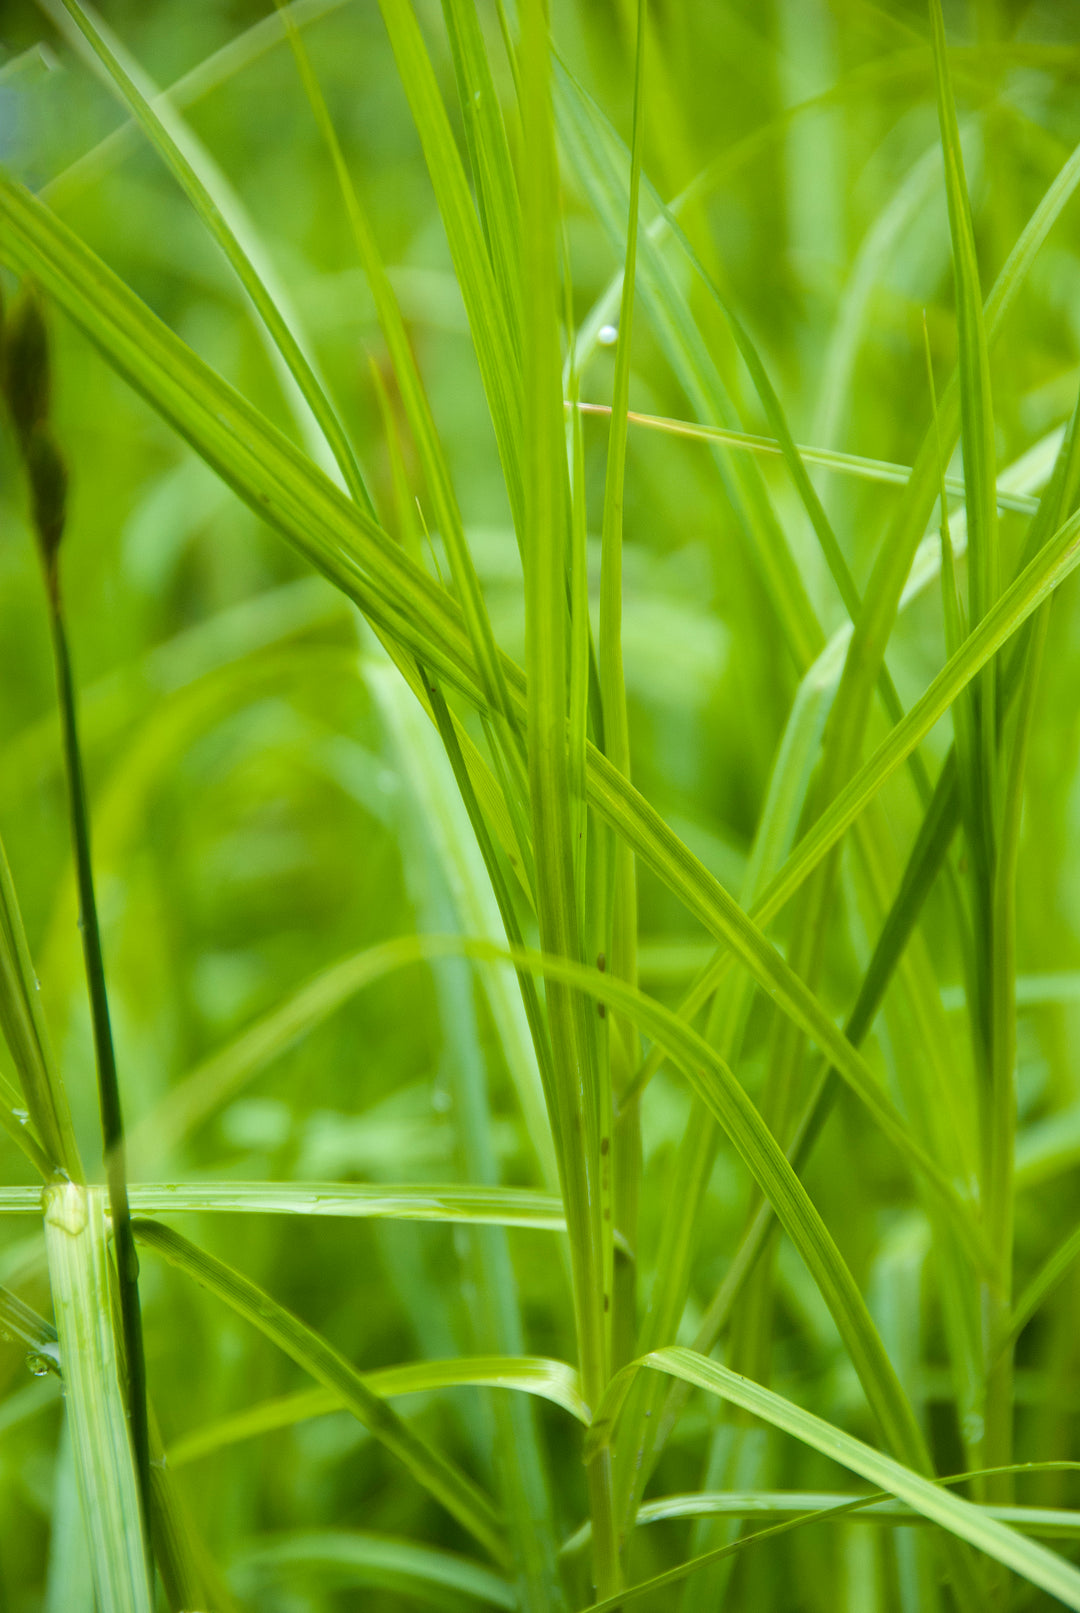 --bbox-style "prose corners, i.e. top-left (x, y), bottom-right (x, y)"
top-left (597, 324), bottom-right (618, 347)
top-left (12, 1109), bottom-right (28, 1126)
top-left (33, 977), bottom-right (41, 992)
top-left (26, 1351), bottom-right (54, 1378)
